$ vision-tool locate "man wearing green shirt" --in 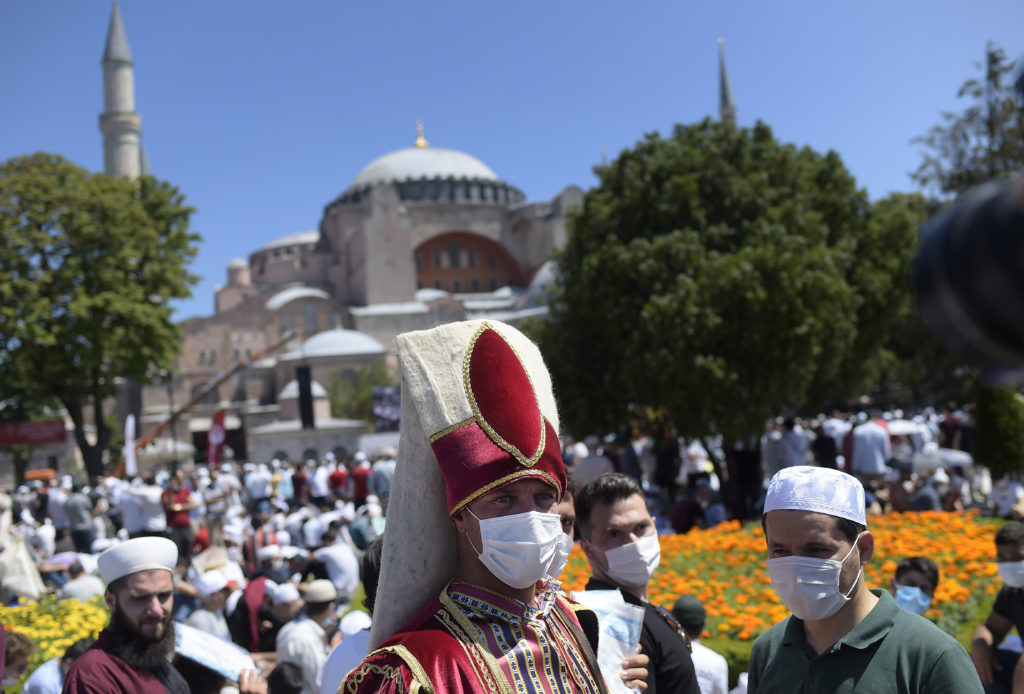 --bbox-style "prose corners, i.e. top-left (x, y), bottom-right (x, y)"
top-left (748, 466), bottom-right (982, 694)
